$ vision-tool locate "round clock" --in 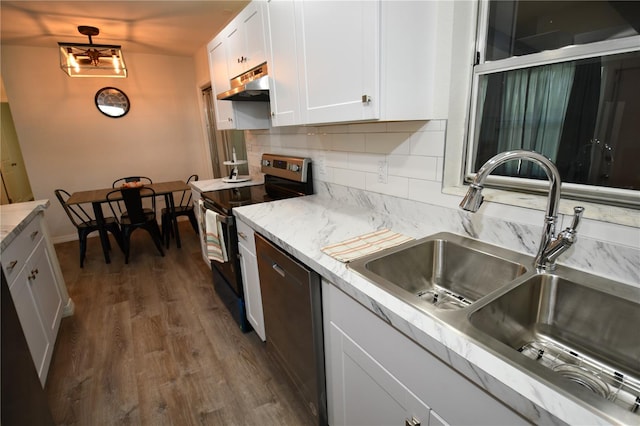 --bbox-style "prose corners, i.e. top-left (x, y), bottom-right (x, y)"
top-left (95, 87), bottom-right (130, 118)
